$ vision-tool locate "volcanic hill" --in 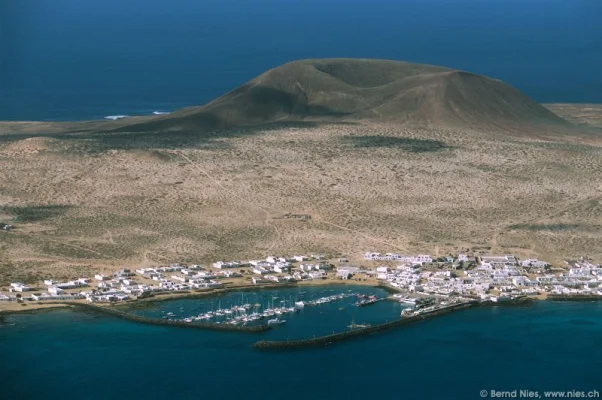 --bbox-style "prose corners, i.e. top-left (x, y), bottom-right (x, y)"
top-left (119, 58), bottom-right (570, 132)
